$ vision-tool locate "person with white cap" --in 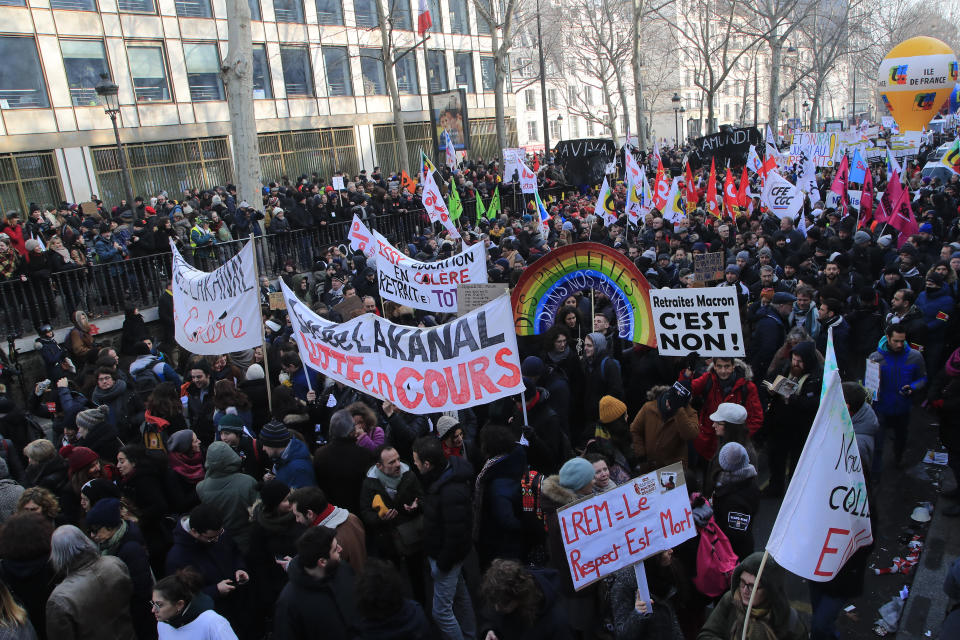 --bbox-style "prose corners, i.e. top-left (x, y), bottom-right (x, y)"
top-left (703, 403), bottom-right (757, 499)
